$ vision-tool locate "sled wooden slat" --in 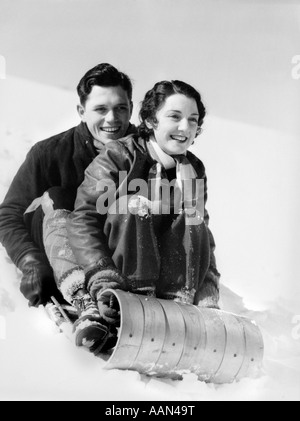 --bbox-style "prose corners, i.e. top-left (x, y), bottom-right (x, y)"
top-left (174, 303), bottom-right (206, 373)
top-left (103, 290), bottom-right (144, 370)
top-left (210, 312), bottom-right (245, 383)
top-left (235, 316), bottom-right (264, 381)
top-left (153, 298), bottom-right (186, 375)
top-left (193, 307), bottom-right (227, 382)
top-left (131, 295), bottom-right (166, 374)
